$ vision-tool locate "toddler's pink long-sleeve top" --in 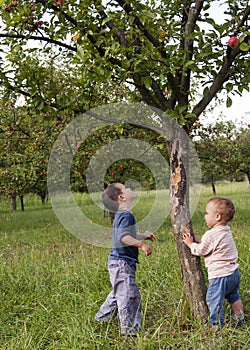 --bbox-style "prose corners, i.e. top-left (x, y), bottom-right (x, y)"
top-left (190, 225), bottom-right (238, 279)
